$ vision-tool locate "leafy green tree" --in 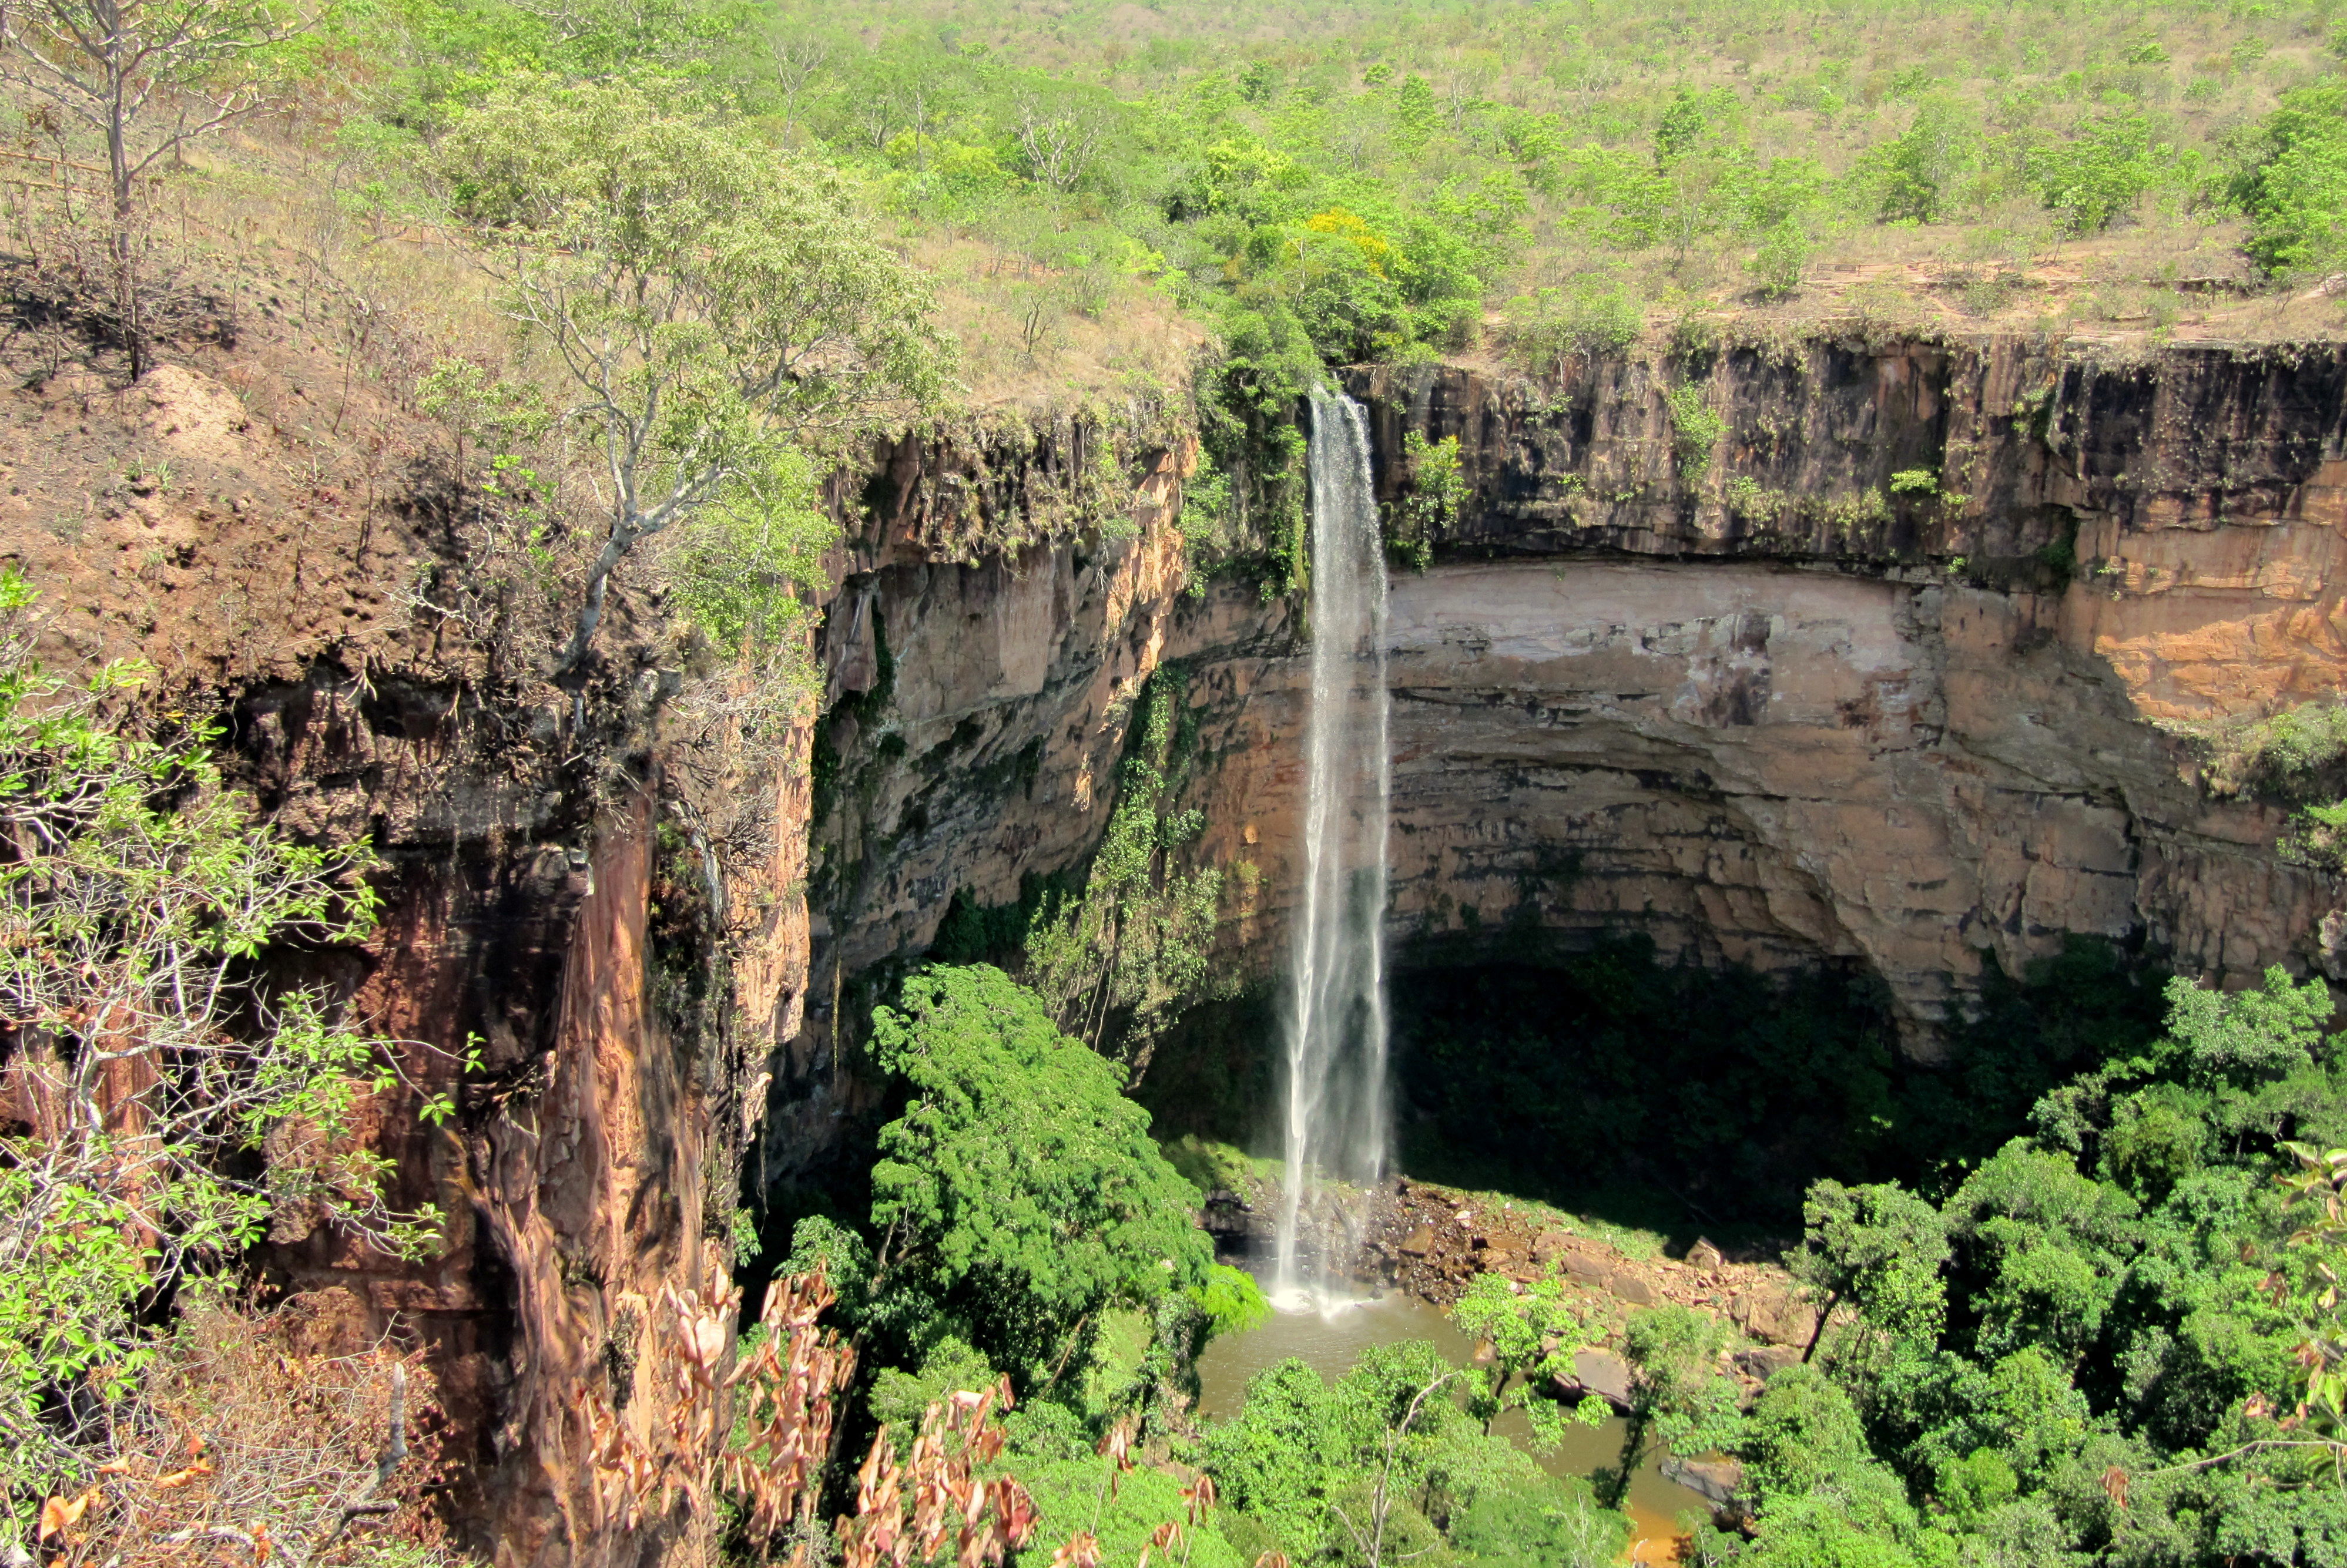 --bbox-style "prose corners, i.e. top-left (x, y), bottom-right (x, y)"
top-left (1188, 1264), bottom-right (1273, 1341)
top-left (2275, 1141), bottom-right (2347, 1436)
top-left (1202, 1338), bottom-right (1591, 1564)
top-left (1388, 430), bottom-right (1464, 570)
top-left (1874, 96), bottom-right (1977, 223)
top-left (1736, 1367), bottom-right (1924, 1560)
top-left (1738, 1364), bottom-right (1877, 1504)
top-left (1749, 219), bottom-right (1813, 298)
top-left (1272, 212), bottom-right (1413, 363)
top-left (2159, 967), bottom-right (2335, 1088)
top-left (867, 1335), bottom-right (1000, 1447)
top-left (1497, 274), bottom-right (1642, 377)
top-left (1947, 1143), bottom-right (2140, 1366)
top-left (436, 80), bottom-right (950, 672)
top-left (2029, 968), bottom-right (2343, 1200)
top-left (2028, 111), bottom-right (2160, 235)
top-left (1791, 1180), bottom-right (1952, 1353)
top-left (0, 569), bottom-right (448, 1513)
top-left (1014, 1455), bottom-right (1250, 1568)
top-left (1202, 1358), bottom-right (1346, 1551)
top-left (1655, 89), bottom-right (1712, 169)
top-left (864, 964), bottom-right (1212, 1384)
top-left (1621, 1305), bottom-right (1742, 1458)
top-left (2234, 86), bottom-right (2347, 277)
top-left (1389, 74), bottom-right (1440, 155)
top-left (1449, 1272), bottom-right (1600, 1444)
